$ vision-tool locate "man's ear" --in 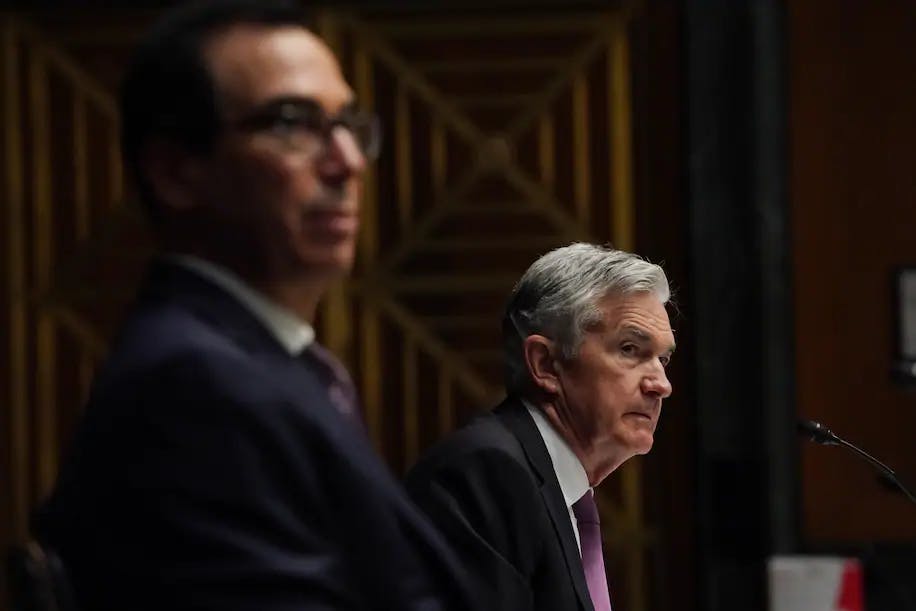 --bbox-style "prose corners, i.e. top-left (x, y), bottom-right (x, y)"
top-left (140, 139), bottom-right (206, 213)
top-left (523, 334), bottom-right (561, 396)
